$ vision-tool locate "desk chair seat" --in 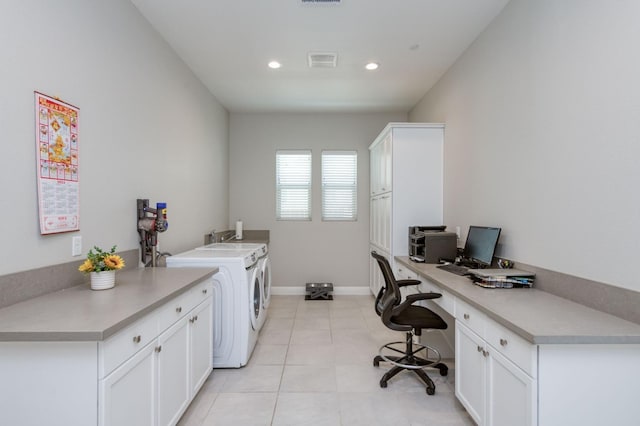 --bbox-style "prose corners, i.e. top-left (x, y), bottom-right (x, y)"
top-left (371, 251), bottom-right (449, 395)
